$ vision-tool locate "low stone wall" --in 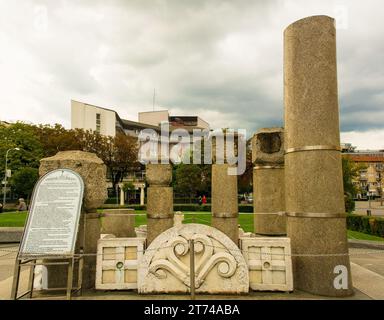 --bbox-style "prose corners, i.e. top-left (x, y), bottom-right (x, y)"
top-left (0, 227), bottom-right (24, 243)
